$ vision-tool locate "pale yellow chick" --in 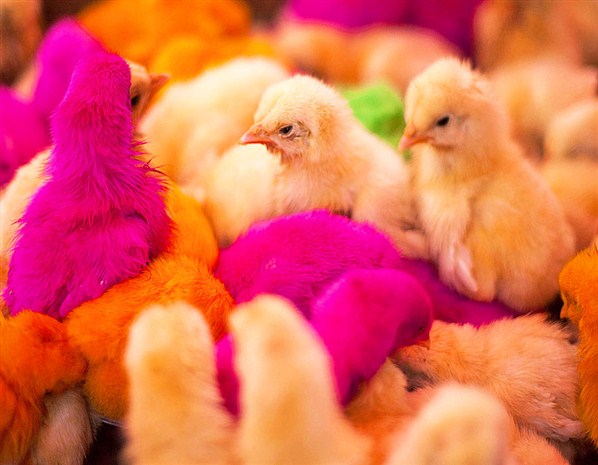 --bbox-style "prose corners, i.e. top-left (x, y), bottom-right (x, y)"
top-left (203, 143), bottom-right (282, 247)
top-left (231, 294), bottom-right (371, 465)
top-left (489, 57), bottom-right (597, 160)
top-left (139, 57), bottom-right (289, 190)
top-left (393, 315), bottom-right (581, 456)
top-left (240, 74), bottom-right (427, 258)
top-left (124, 301), bottom-right (235, 465)
top-left (400, 57), bottom-right (576, 311)
top-left (541, 98), bottom-right (598, 251)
